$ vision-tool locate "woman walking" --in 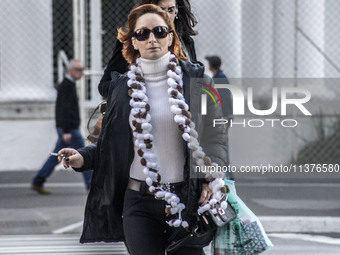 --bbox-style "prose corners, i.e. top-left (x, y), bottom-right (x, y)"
top-left (59, 4), bottom-right (227, 255)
